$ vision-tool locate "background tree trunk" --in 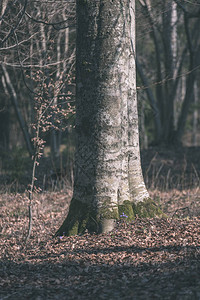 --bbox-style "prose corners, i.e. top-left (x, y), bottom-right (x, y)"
top-left (2, 65), bottom-right (34, 156)
top-left (192, 81), bottom-right (198, 146)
